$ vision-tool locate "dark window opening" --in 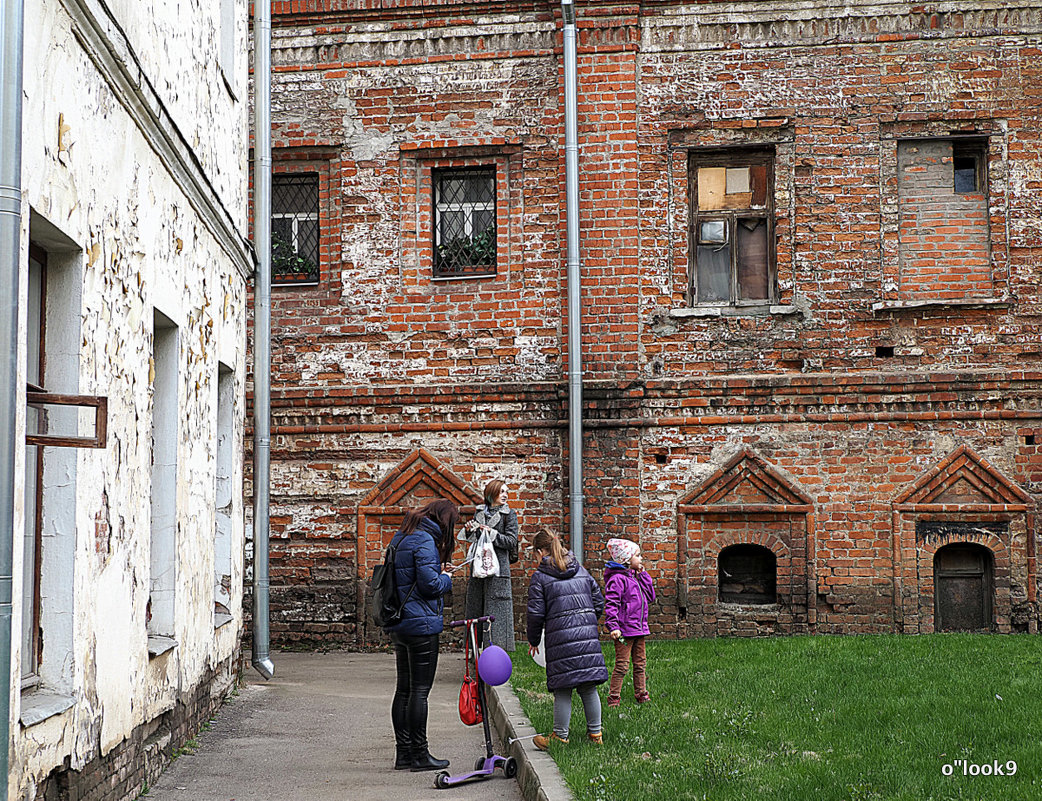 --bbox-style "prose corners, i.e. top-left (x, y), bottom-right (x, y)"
top-left (654, 453), bottom-right (667, 465)
top-left (433, 168), bottom-right (497, 279)
top-left (272, 173), bottom-right (320, 284)
top-left (875, 345), bottom-right (895, 358)
top-left (718, 544), bottom-right (777, 605)
top-left (1025, 434), bottom-right (1036, 446)
top-left (952, 141), bottom-right (986, 195)
top-left (689, 152), bottom-right (775, 306)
